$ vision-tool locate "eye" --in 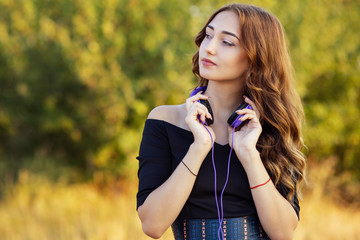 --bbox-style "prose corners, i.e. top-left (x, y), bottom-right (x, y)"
top-left (223, 40), bottom-right (235, 47)
top-left (205, 32), bottom-right (212, 39)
